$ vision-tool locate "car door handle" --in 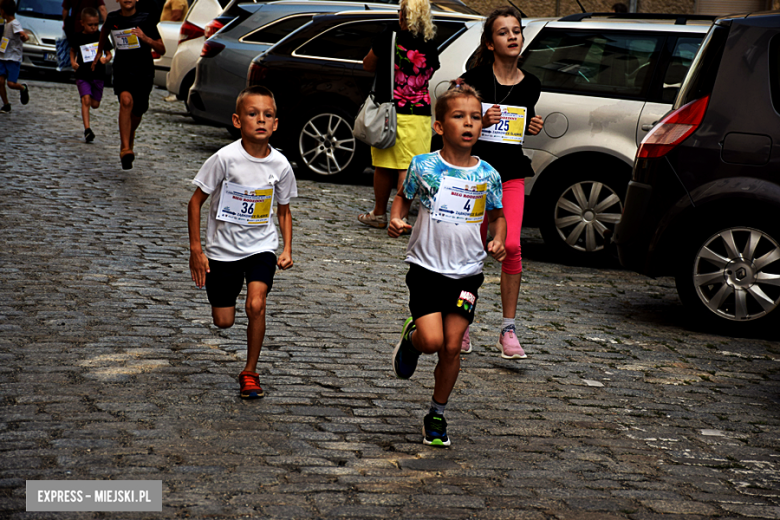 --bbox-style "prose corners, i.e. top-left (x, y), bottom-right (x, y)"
top-left (641, 123), bottom-right (655, 131)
